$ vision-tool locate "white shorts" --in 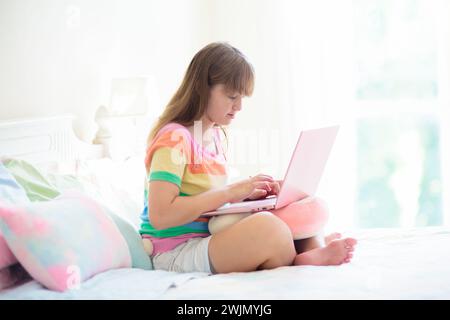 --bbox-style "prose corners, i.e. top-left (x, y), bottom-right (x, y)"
top-left (152, 236), bottom-right (215, 274)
